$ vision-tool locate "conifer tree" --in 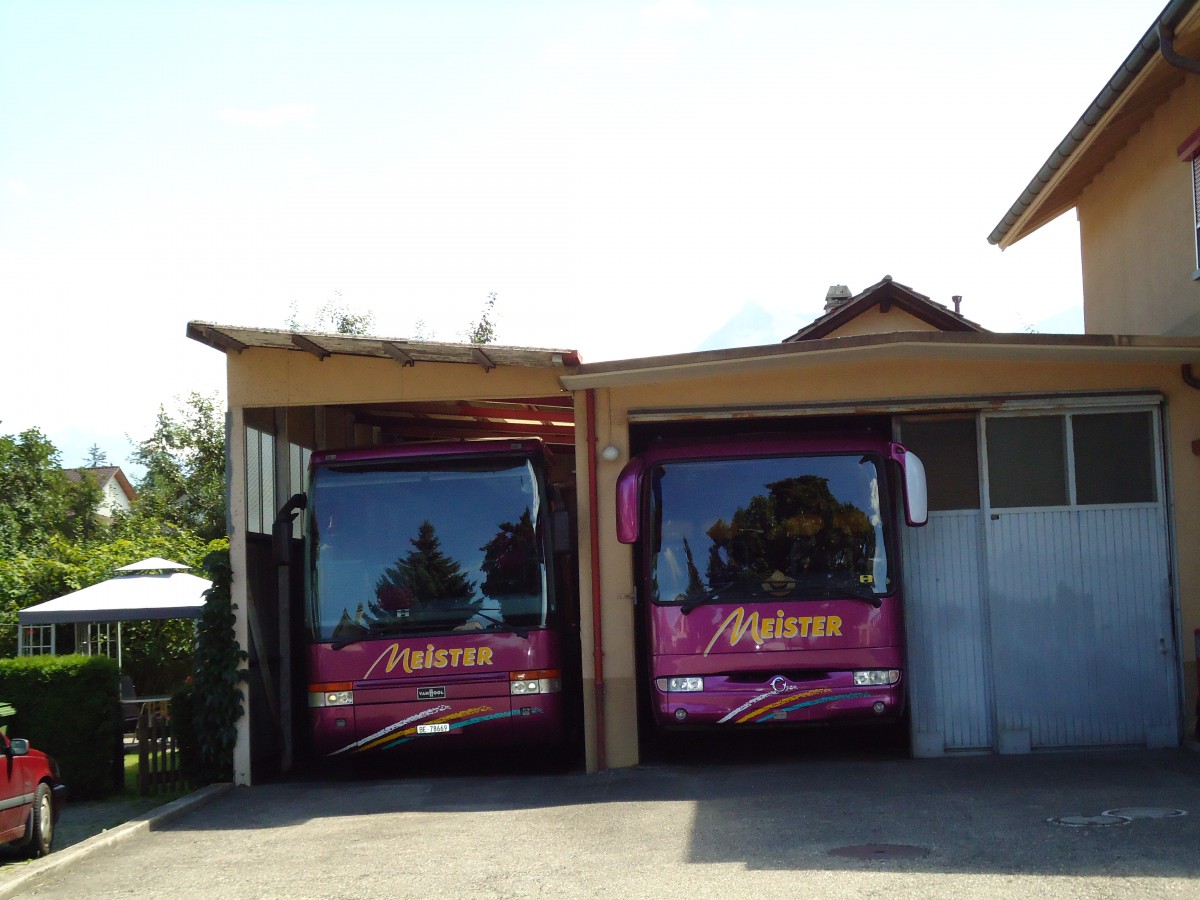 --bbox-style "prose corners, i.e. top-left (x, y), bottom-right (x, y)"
top-left (371, 521), bottom-right (478, 626)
